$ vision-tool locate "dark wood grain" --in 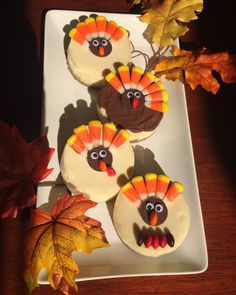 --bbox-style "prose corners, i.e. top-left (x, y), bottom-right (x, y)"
top-left (0, 0), bottom-right (236, 294)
